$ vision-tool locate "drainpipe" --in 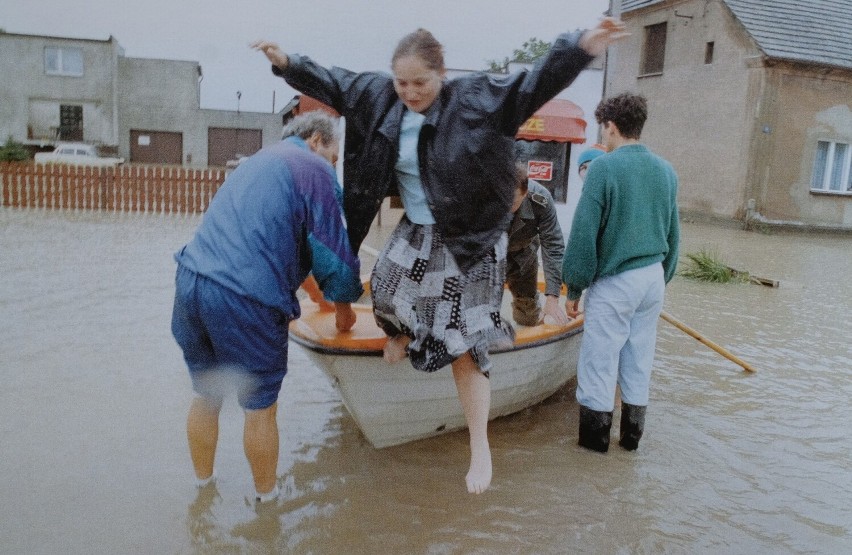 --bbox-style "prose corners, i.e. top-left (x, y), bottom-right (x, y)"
top-left (111, 36), bottom-right (119, 148)
top-left (604, 0), bottom-right (622, 103)
top-left (744, 198), bottom-right (756, 230)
